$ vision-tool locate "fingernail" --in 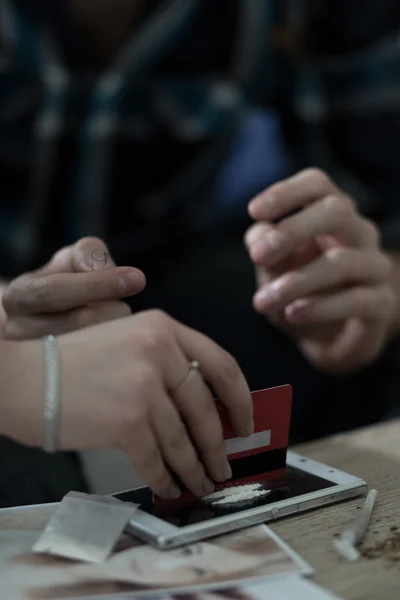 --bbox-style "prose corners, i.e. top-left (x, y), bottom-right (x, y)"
top-left (245, 419), bottom-right (255, 436)
top-left (249, 194), bottom-right (274, 216)
top-left (168, 485), bottom-right (181, 499)
top-left (251, 232), bottom-right (284, 263)
top-left (248, 197), bottom-right (260, 216)
top-left (254, 287), bottom-right (280, 310)
top-left (250, 240), bottom-right (268, 262)
top-left (222, 463), bottom-right (232, 481)
top-left (266, 231), bottom-right (284, 251)
top-left (285, 299), bottom-right (310, 323)
top-left (119, 271), bottom-right (146, 293)
top-left (245, 227), bottom-right (266, 248)
top-left (202, 477), bottom-right (215, 495)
